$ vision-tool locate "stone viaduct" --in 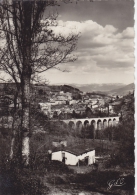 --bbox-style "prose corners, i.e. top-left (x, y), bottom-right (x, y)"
top-left (58, 116), bottom-right (120, 130)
